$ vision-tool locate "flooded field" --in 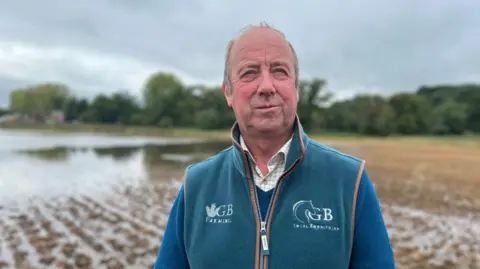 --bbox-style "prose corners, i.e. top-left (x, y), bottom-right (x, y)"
top-left (346, 140), bottom-right (480, 269)
top-left (0, 130), bottom-right (479, 269)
